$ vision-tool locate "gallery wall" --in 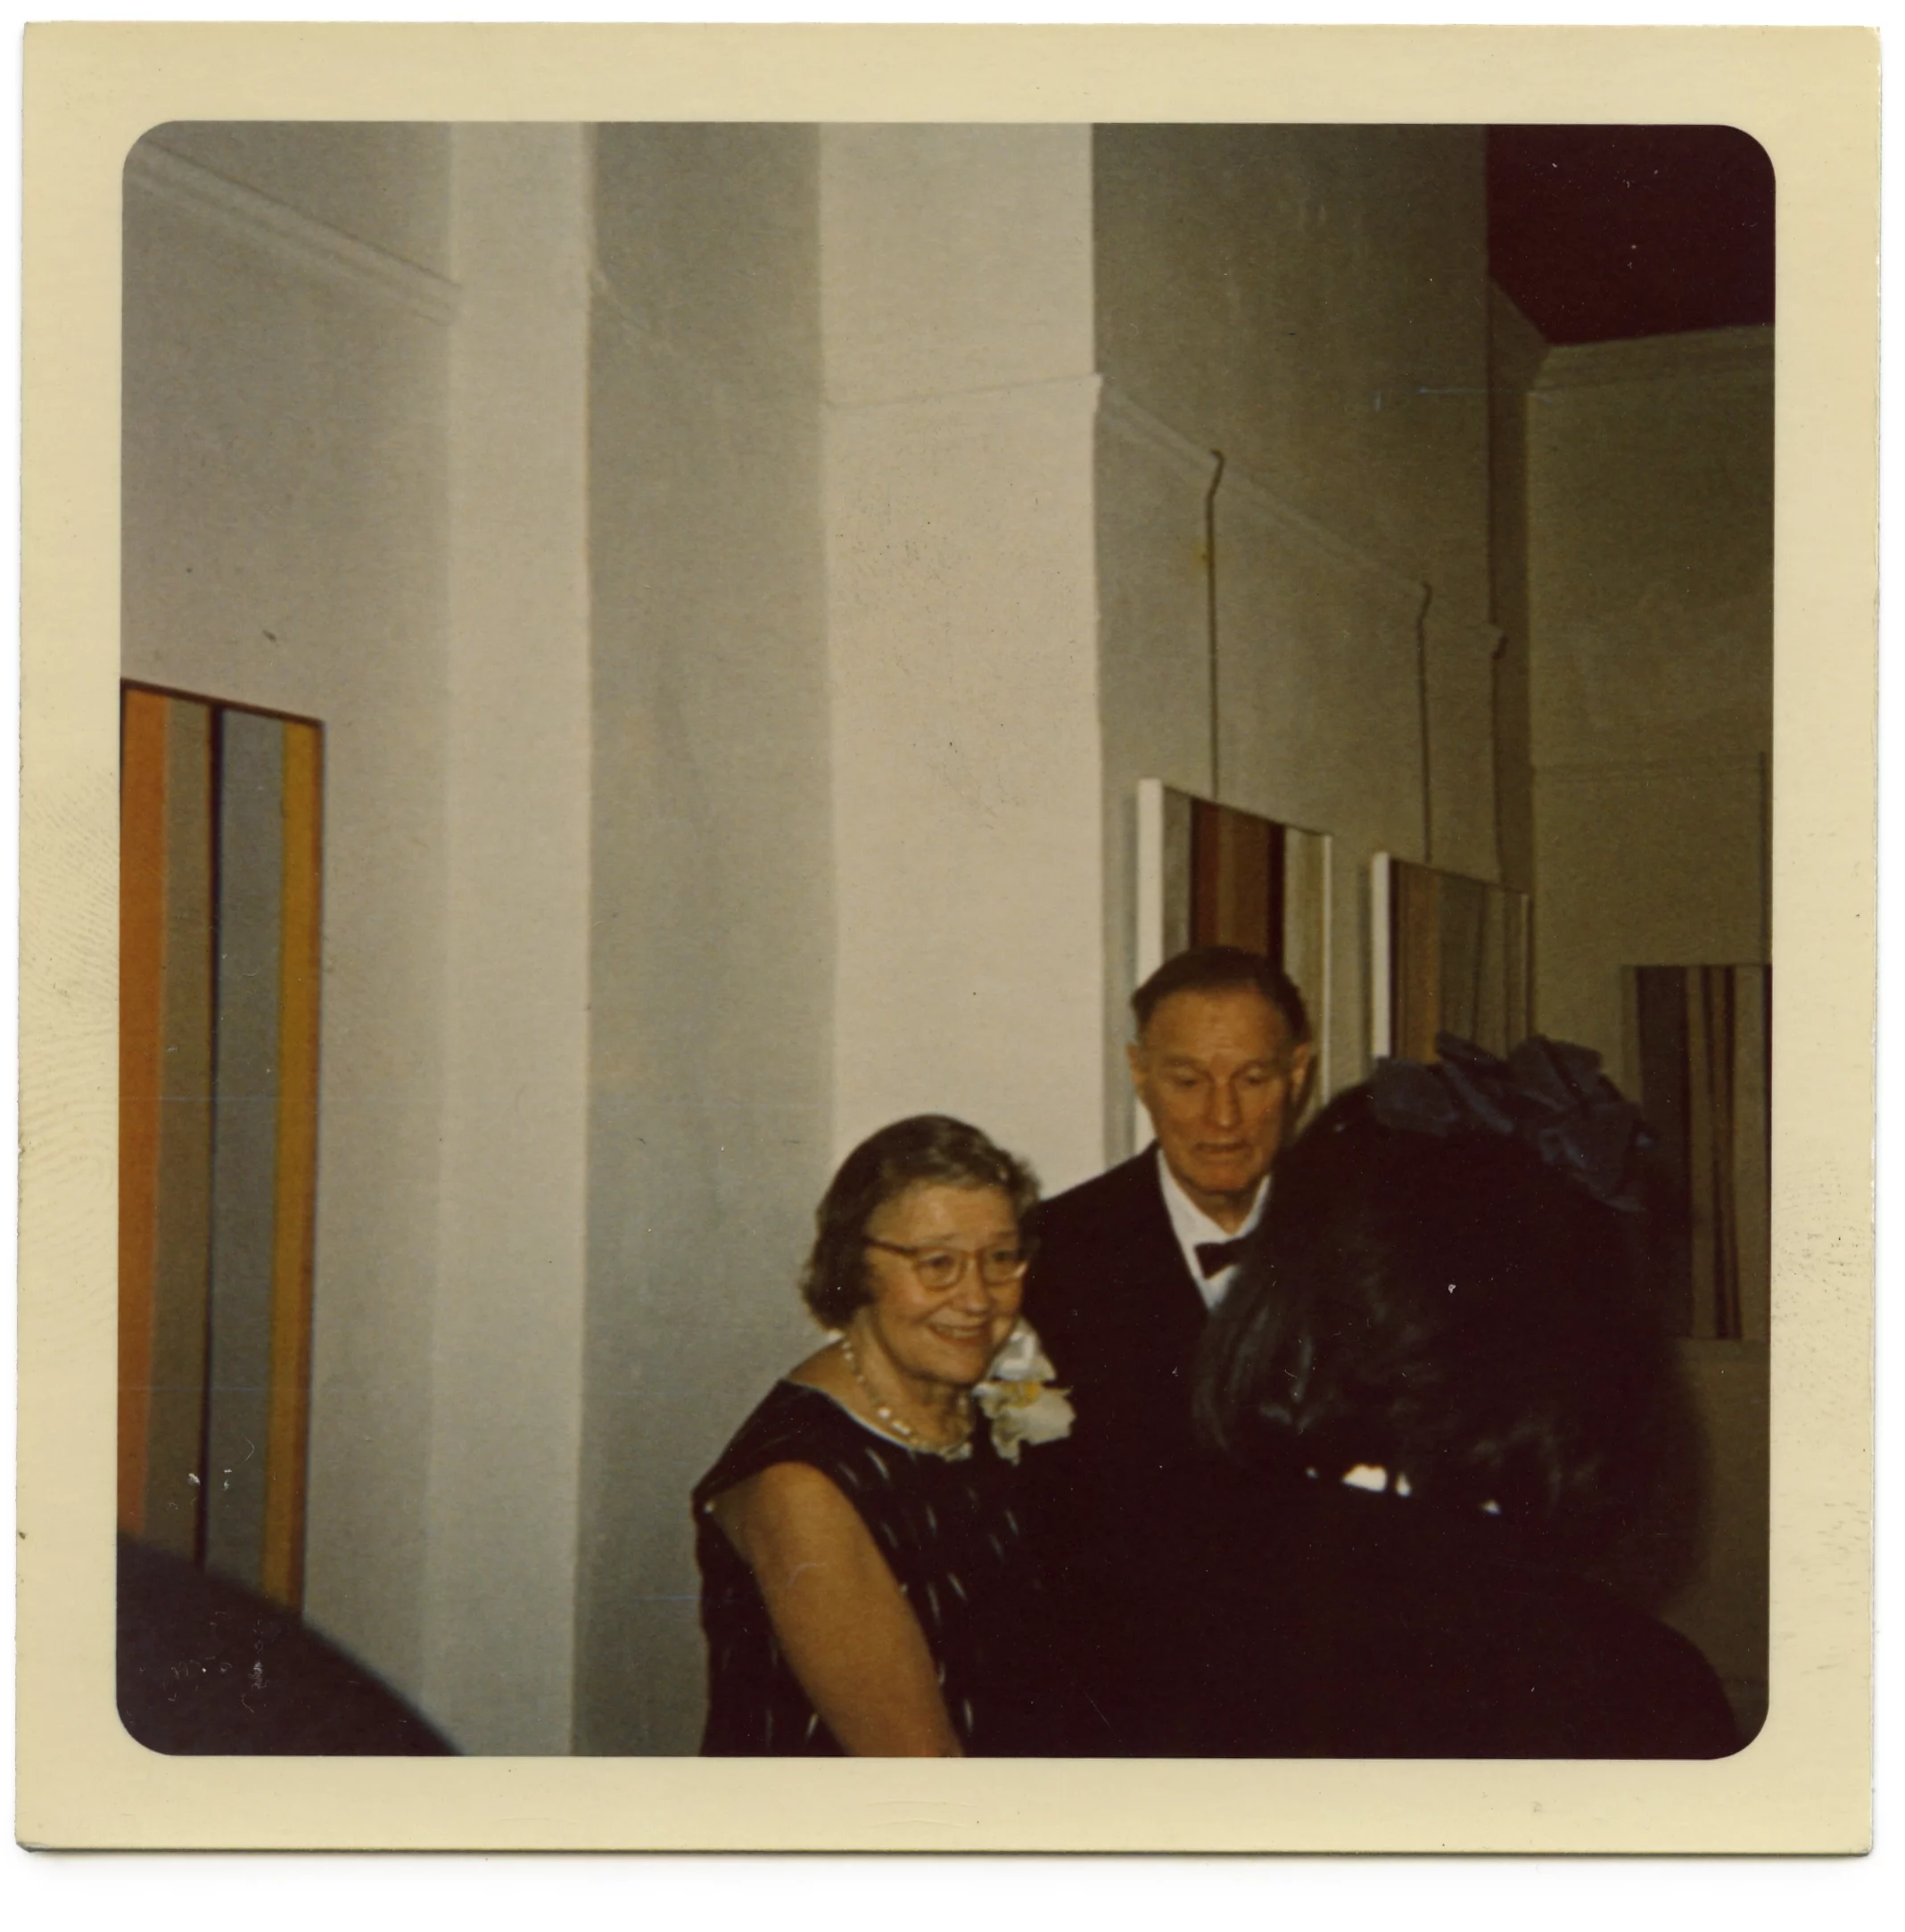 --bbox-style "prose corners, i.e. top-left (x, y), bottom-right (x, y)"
top-left (576, 122), bottom-right (834, 1757)
top-left (123, 120), bottom-right (1114, 1759)
top-left (122, 123), bottom-right (455, 1710)
top-left (1091, 125), bottom-right (1504, 1144)
top-left (577, 123), bottom-right (1110, 1757)
top-left (1528, 326), bottom-right (1774, 1077)
top-left (124, 124), bottom-right (606, 1755)
top-left (423, 125), bottom-right (597, 1756)
top-left (1523, 322), bottom-right (1774, 1719)
top-left (1486, 285), bottom-right (1550, 896)
top-left (821, 125), bottom-right (1107, 1188)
